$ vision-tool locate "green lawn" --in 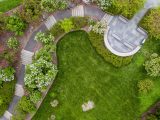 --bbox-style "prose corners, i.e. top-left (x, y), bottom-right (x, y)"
top-left (0, 80), bottom-right (15, 116)
top-left (0, 0), bottom-right (22, 13)
top-left (32, 31), bottom-right (160, 120)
